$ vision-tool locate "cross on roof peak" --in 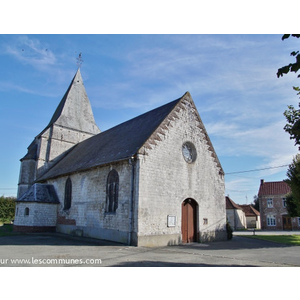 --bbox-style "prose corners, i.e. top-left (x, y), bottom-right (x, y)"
top-left (76, 52), bottom-right (84, 68)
